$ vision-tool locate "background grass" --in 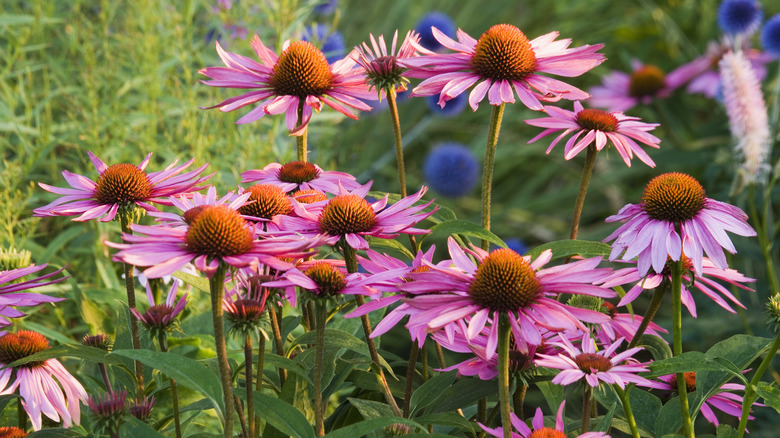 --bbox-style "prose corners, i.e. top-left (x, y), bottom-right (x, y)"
top-left (2, 0), bottom-right (780, 433)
